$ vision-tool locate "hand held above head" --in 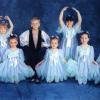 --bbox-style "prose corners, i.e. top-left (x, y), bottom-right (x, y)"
top-left (4, 16), bottom-right (10, 20)
top-left (62, 6), bottom-right (68, 12)
top-left (72, 7), bottom-right (78, 11)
